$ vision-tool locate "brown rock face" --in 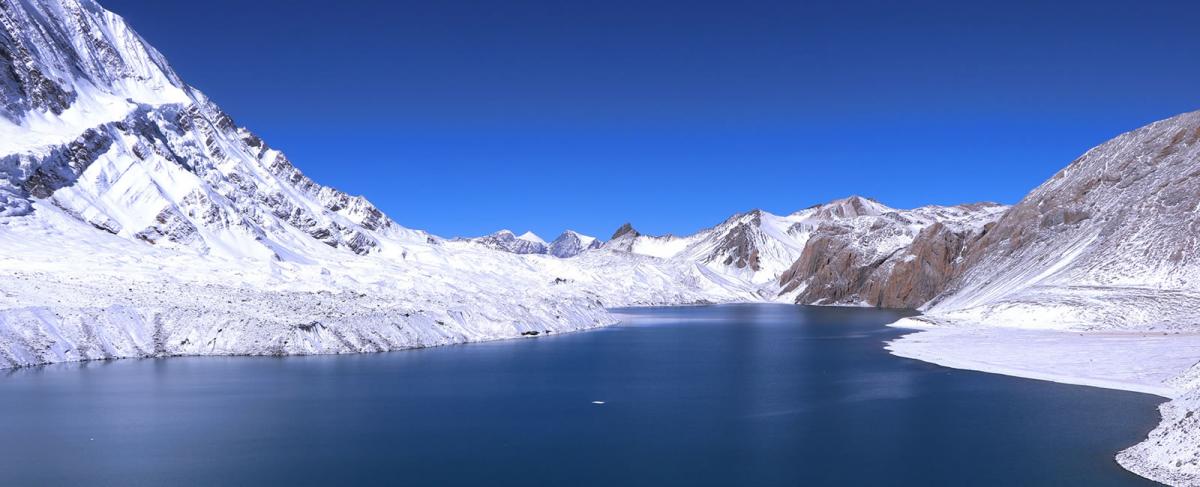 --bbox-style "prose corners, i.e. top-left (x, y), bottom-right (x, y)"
top-left (870, 221), bottom-right (994, 307)
top-left (779, 227), bottom-right (890, 305)
top-left (778, 203), bottom-right (1003, 308)
top-left (611, 223), bottom-right (639, 240)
